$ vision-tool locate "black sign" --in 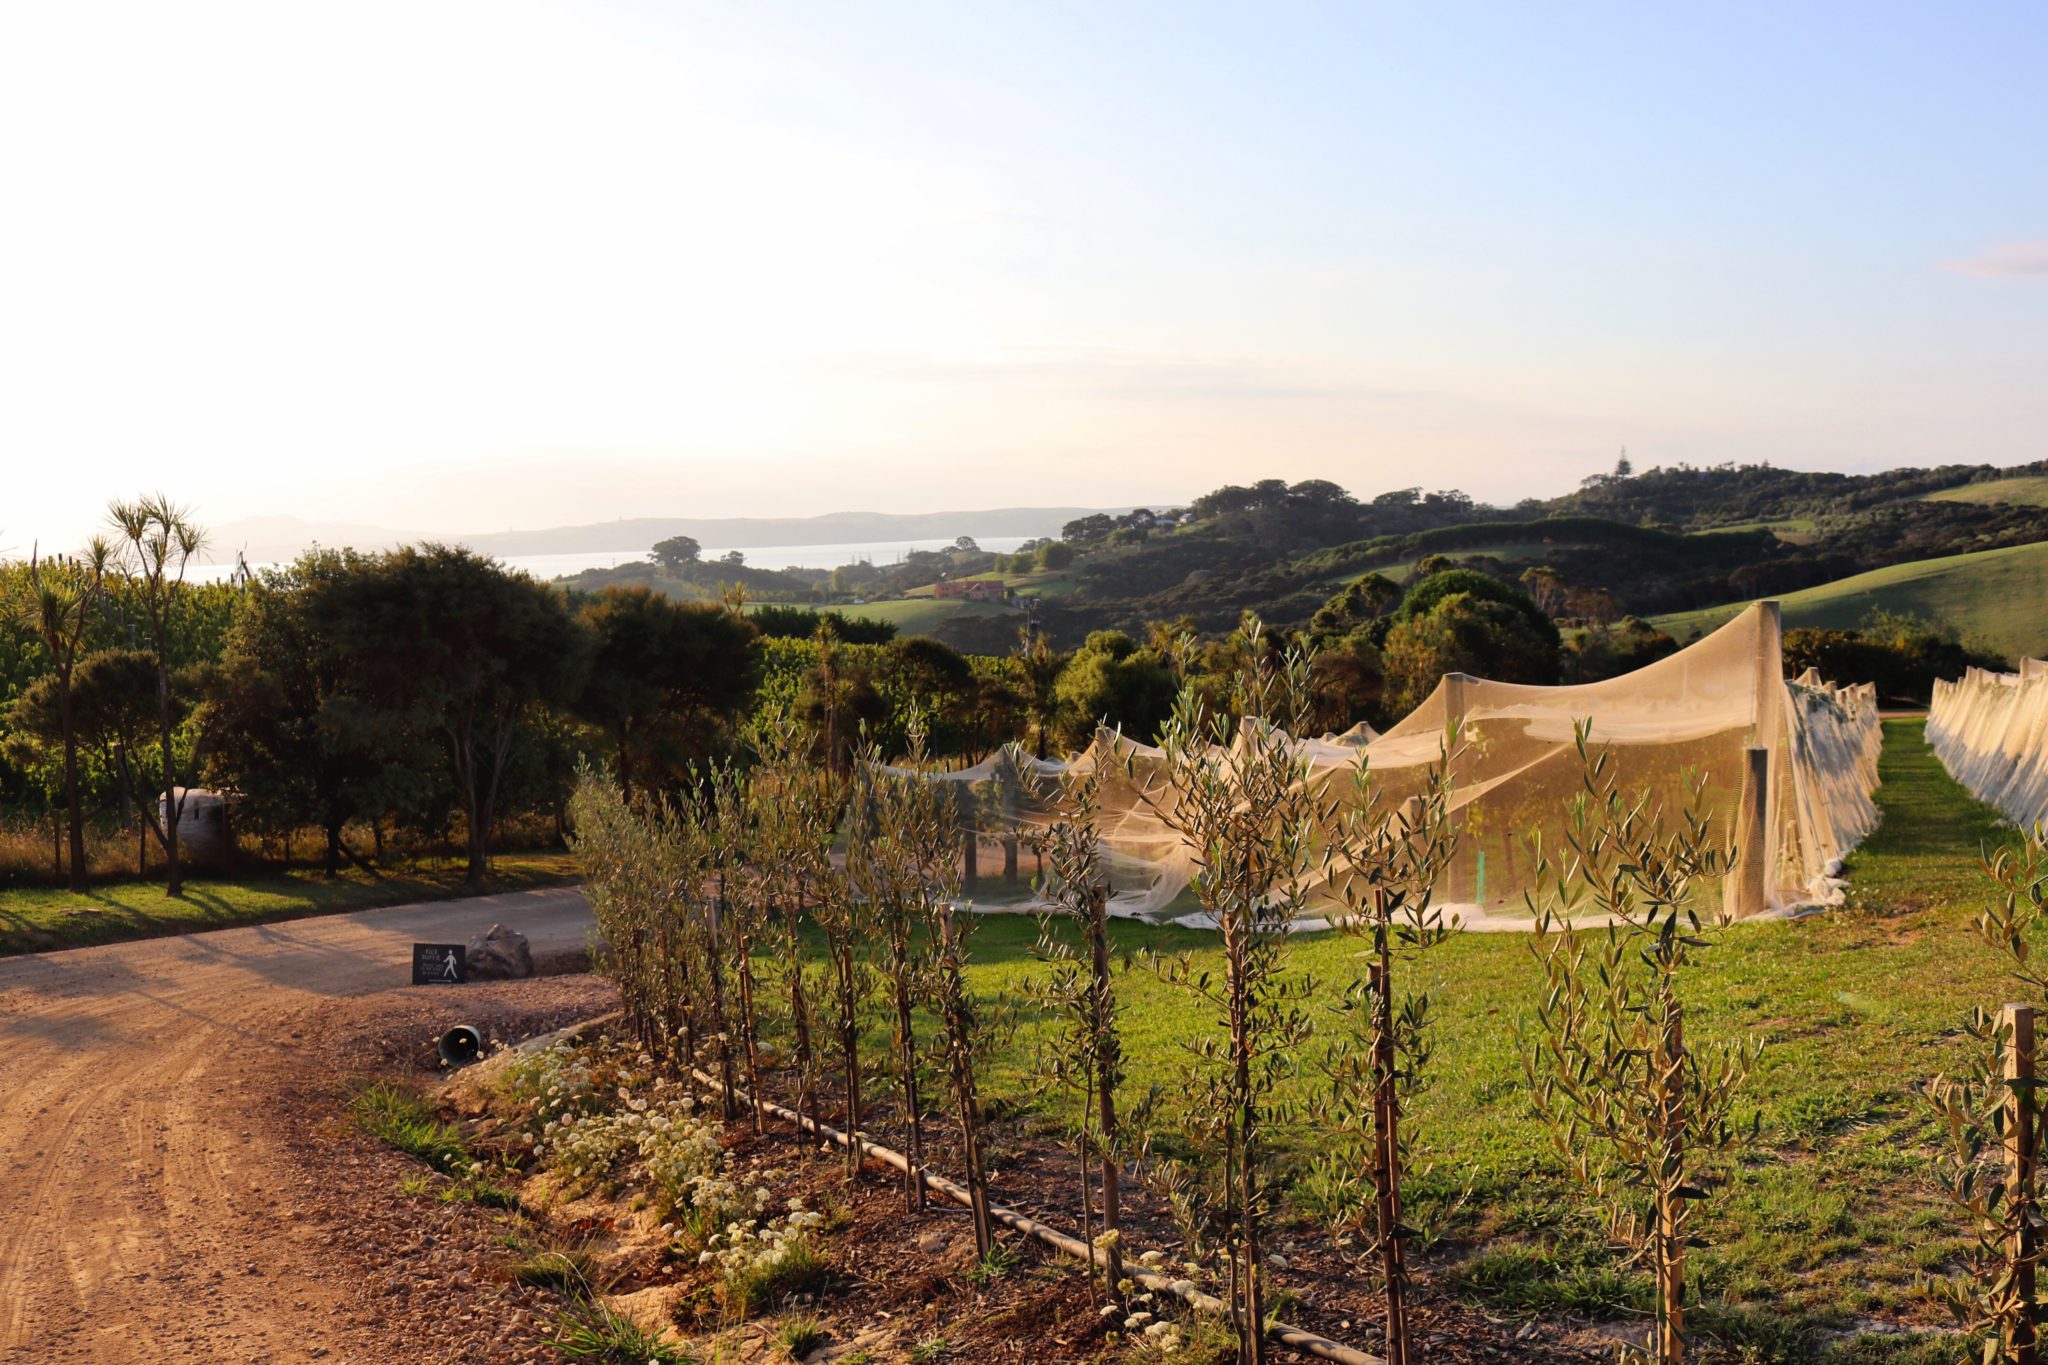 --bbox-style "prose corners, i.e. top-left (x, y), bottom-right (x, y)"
top-left (412, 943), bottom-right (467, 985)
